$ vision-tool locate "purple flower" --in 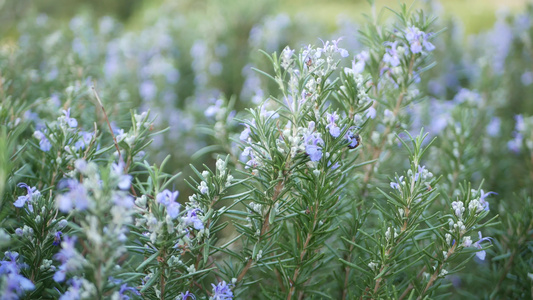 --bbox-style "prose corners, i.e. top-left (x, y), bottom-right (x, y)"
top-left (405, 26), bottom-right (434, 53)
top-left (486, 117), bottom-right (501, 137)
top-left (507, 133), bottom-right (523, 153)
top-left (156, 189), bottom-right (181, 219)
top-left (56, 179), bottom-right (90, 213)
top-left (34, 130), bottom-right (52, 151)
top-left (117, 283), bottom-right (141, 300)
top-left (114, 194), bottom-right (135, 209)
top-left (303, 122), bottom-right (324, 162)
top-left (479, 190), bottom-right (497, 211)
top-left (366, 107), bottom-right (376, 119)
top-left (182, 209), bottom-right (204, 230)
top-left (53, 236), bottom-right (78, 282)
top-left (383, 41), bottom-right (400, 67)
top-left (325, 112), bottom-right (341, 138)
top-left (332, 37), bottom-right (349, 57)
top-left (2, 273), bottom-right (35, 299)
top-left (0, 252), bottom-right (35, 298)
top-left (74, 131), bottom-right (94, 150)
top-left (390, 176), bottom-right (404, 190)
top-left (514, 114), bottom-right (525, 132)
top-left (139, 80), bottom-right (157, 102)
top-left (205, 99), bottom-right (224, 118)
top-left (167, 202), bottom-right (181, 219)
top-left (156, 190), bottom-right (179, 206)
top-left (59, 278), bottom-right (83, 300)
top-left (474, 231), bottom-right (493, 260)
top-left (14, 183), bottom-right (40, 209)
top-left (62, 108), bottom-right (78, 128)
top-left (348, 51), bottom-right (369, 74)
top-left (211, 281), bottom-right (233, 300)
top-left (111, 161), bottom-right (132, 190)
top-left (180, 291), bottom-right (196, 300)
top-left (240, 124), bottom-right (251, 141)
top-left (0, 252), bottom-right (20, 275)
